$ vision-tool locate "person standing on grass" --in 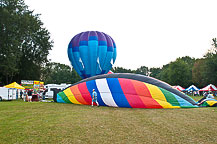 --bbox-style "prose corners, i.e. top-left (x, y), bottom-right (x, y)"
top-left (92, 89), bottom-right (99, 106)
